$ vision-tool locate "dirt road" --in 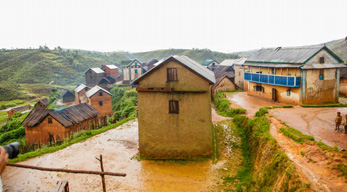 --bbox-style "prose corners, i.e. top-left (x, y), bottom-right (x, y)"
top-left (3, 120), bottom-right (219, 192)
top-left (227, 92), bottom-right (347, 150)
